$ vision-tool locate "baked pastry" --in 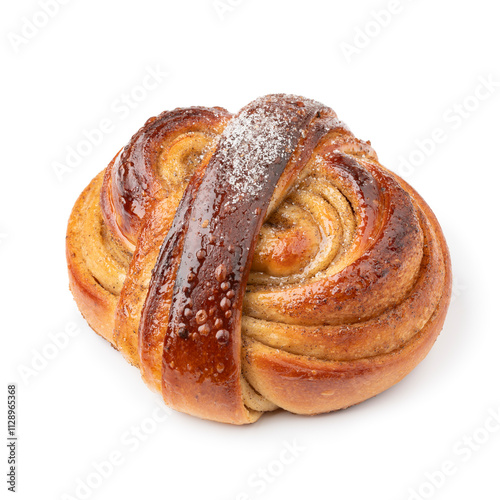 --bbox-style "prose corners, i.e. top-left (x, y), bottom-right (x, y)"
top-left (66, 94), bottom-right (451, 424)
